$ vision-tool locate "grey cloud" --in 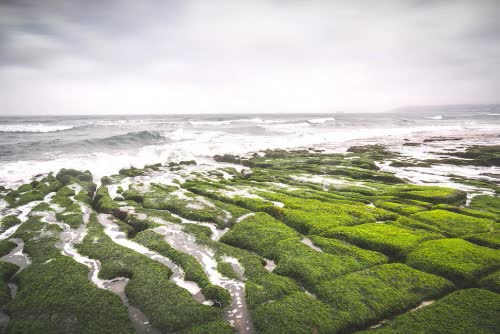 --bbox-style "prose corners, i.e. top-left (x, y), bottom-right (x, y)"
top-left (0, 0), bottom-right (499, 115)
